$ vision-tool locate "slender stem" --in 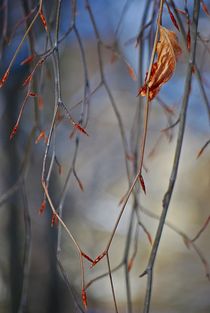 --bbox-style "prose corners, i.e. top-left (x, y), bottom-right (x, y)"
top-left (105, 0), bottom-right (165, 254)
top-left (106, 253), bottom-right (119, 313)
top-left (142, 1), bottom-right (200, 312)
top-left (18, 180), bottom-right (31, 313)
top-left (169, 0), bottom-right (210, 121)
top-left (57, 258), bottom-right (85, 313)
top-left (0, 0), bottom-right (43, 85)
